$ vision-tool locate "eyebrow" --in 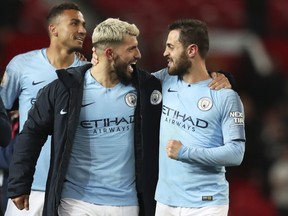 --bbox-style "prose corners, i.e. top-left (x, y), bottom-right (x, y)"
top-left (166, 43), bottom-right (174, 48)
